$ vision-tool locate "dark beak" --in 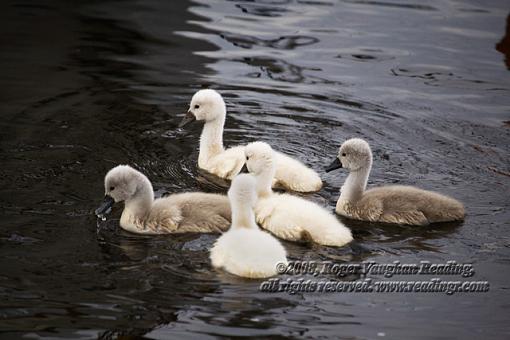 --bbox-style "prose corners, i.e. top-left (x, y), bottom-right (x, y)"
top-left (95, 195), bottom-right (115, 216)
top-left (240, 164), bottom-right (249, 174)
top-left (178, 111), bottom-right (196, 128)
top-left (325, 158), bottom-right (342, 172)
